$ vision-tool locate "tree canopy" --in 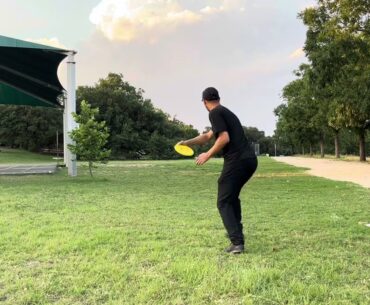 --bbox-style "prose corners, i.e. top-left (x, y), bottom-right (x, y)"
top-left (77, 73), bottom-right (199, 159)
top-left (0, 73), bottom-right (199, 159)
top-left (275, 0), bottom-right (370, 160)
top-left (0, 105), bottom-right (63, 151)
